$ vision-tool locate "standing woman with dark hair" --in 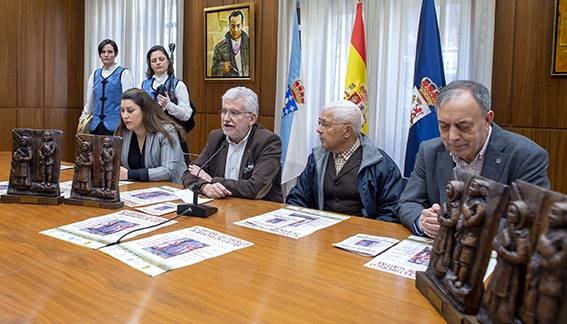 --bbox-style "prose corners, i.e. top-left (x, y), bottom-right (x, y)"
top-left (142, 45), bottom-right (193, 159)
top-left (117, 88), bottom-right (187, 184)
top-left (80, 39), bottom-right (135, 135)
